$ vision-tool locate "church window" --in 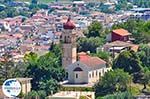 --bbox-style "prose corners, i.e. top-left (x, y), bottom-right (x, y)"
top-left (96, 71), bottom-right (97, 76)
top-left (76, 74), bottom-right (78, 78)
top-left (99, 72), bottom-right (101, 77)
top-left (89, 74), bottom-right (91, 78)
top-left (92, 72), bottom-right (94, 77)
